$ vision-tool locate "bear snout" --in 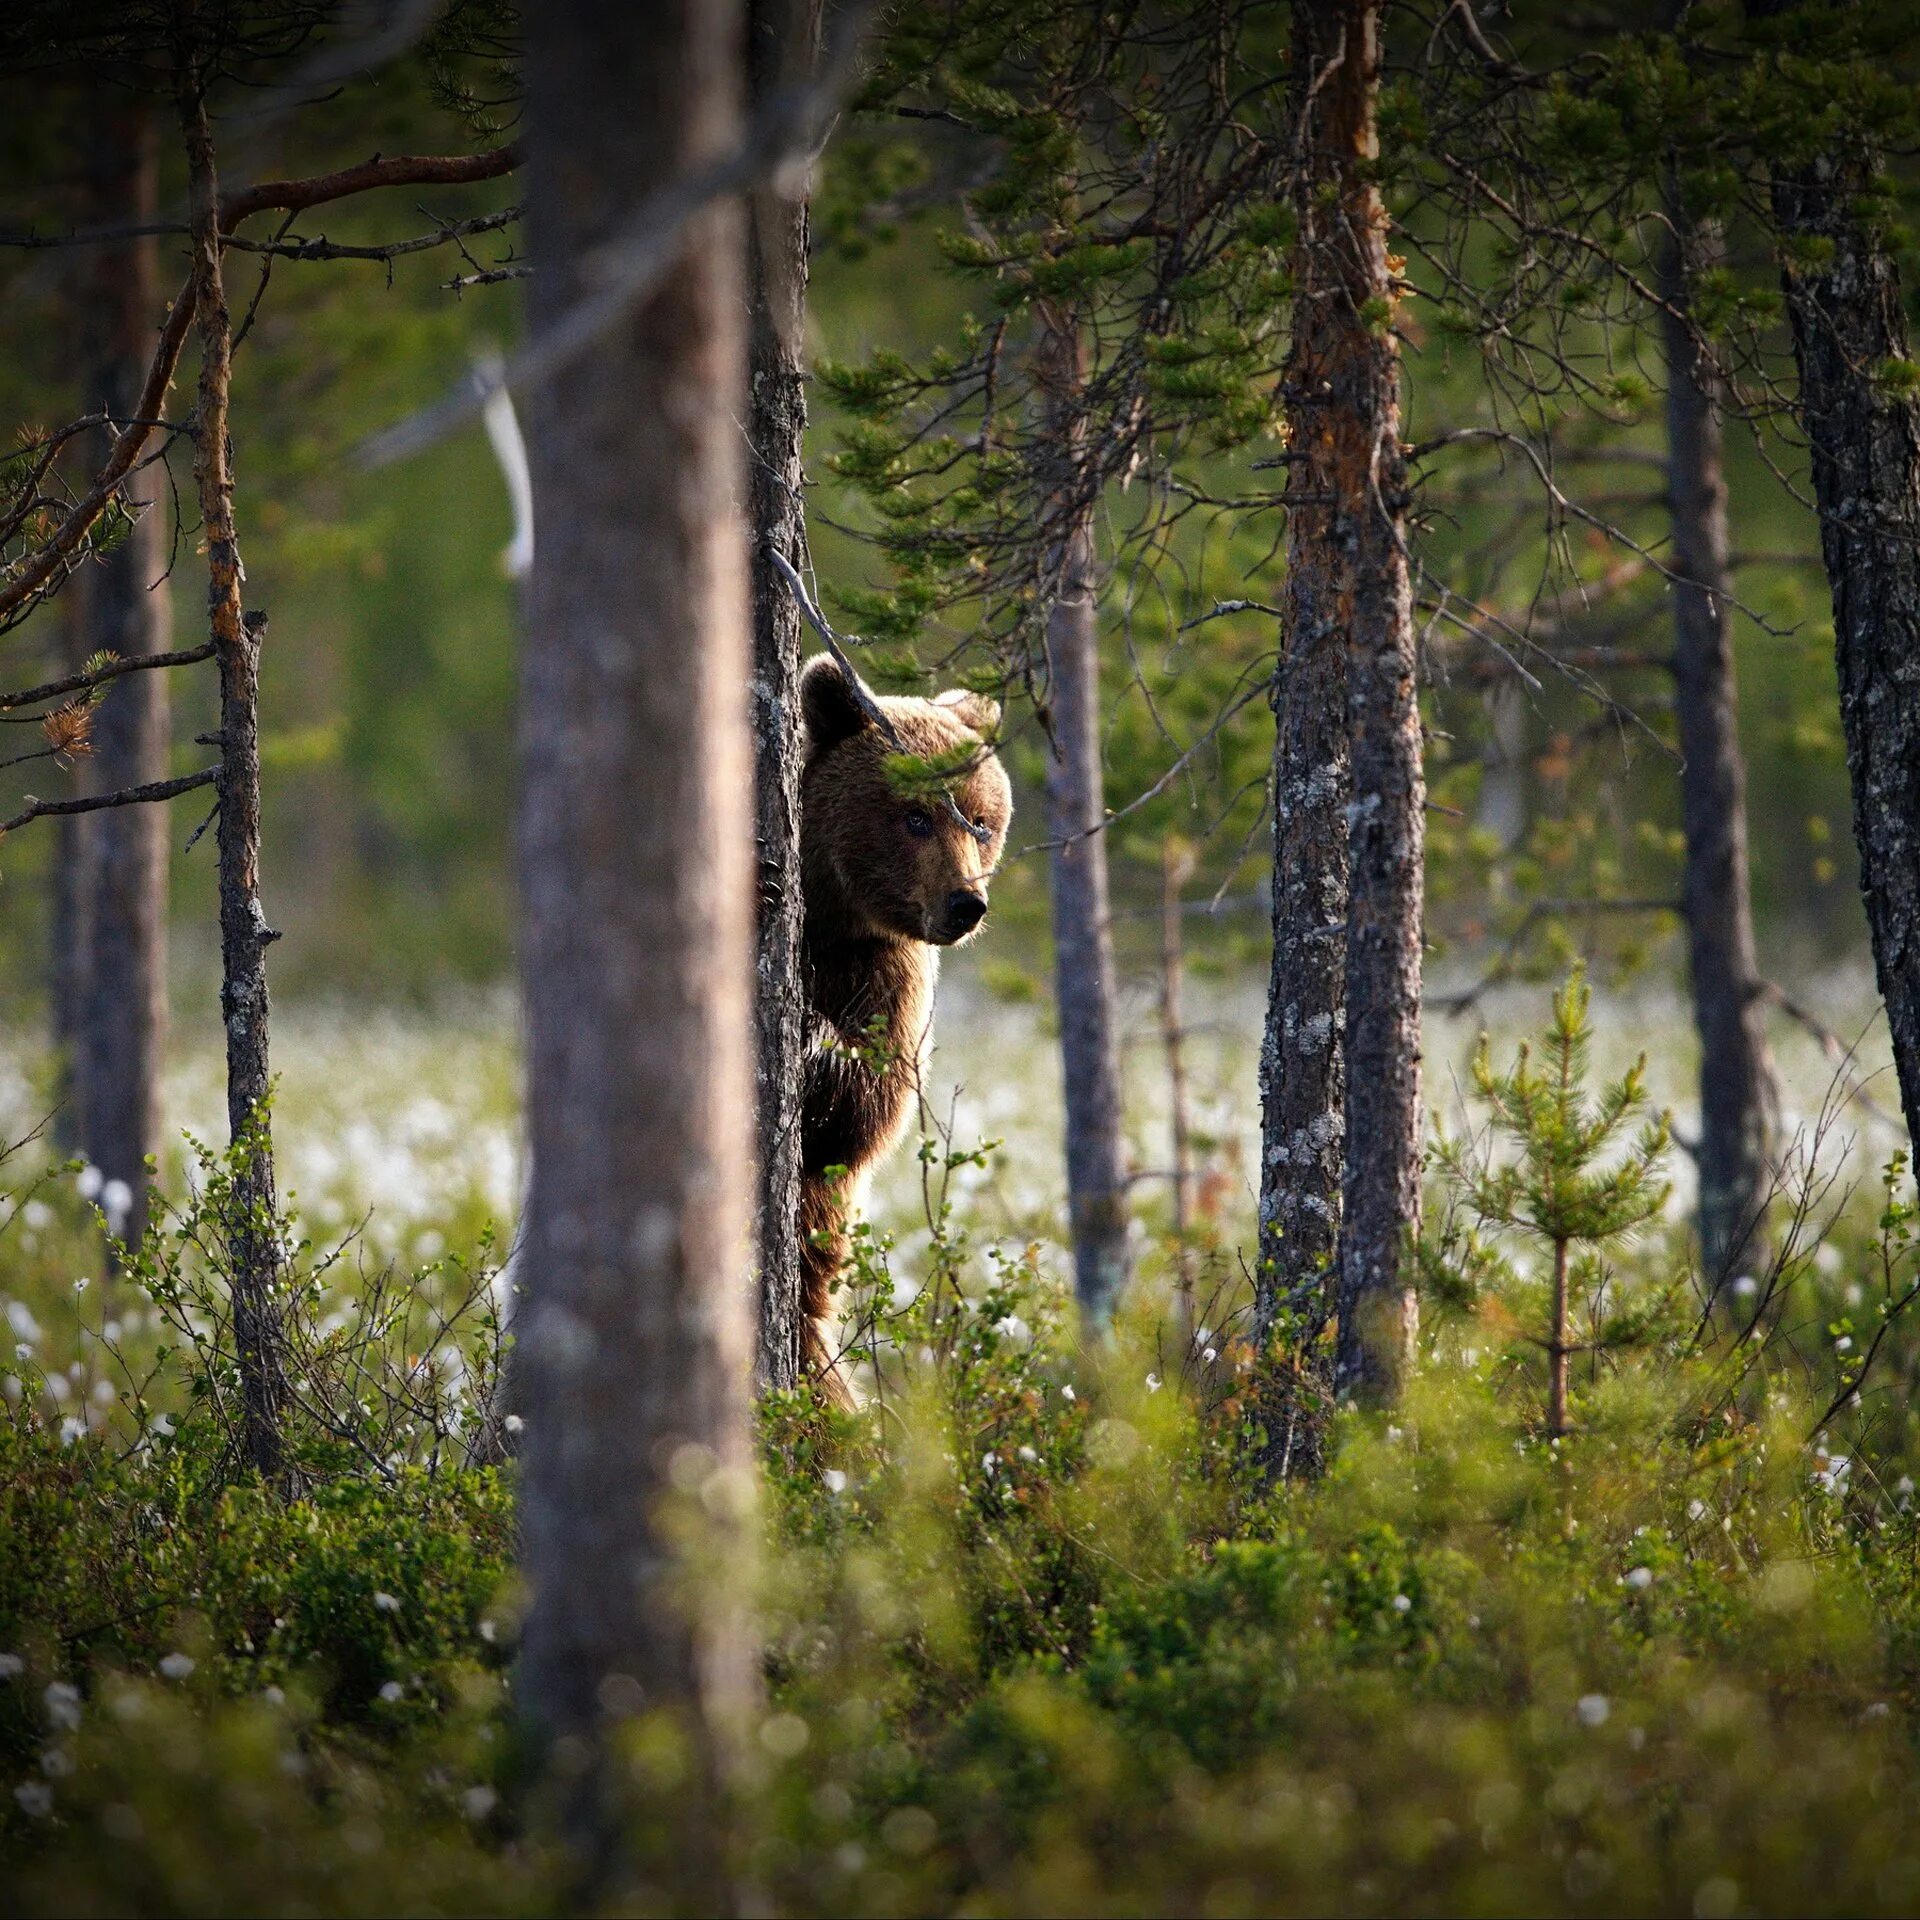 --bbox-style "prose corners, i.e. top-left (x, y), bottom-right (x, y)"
top-left (941, 888), bottom-right (989, 941)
